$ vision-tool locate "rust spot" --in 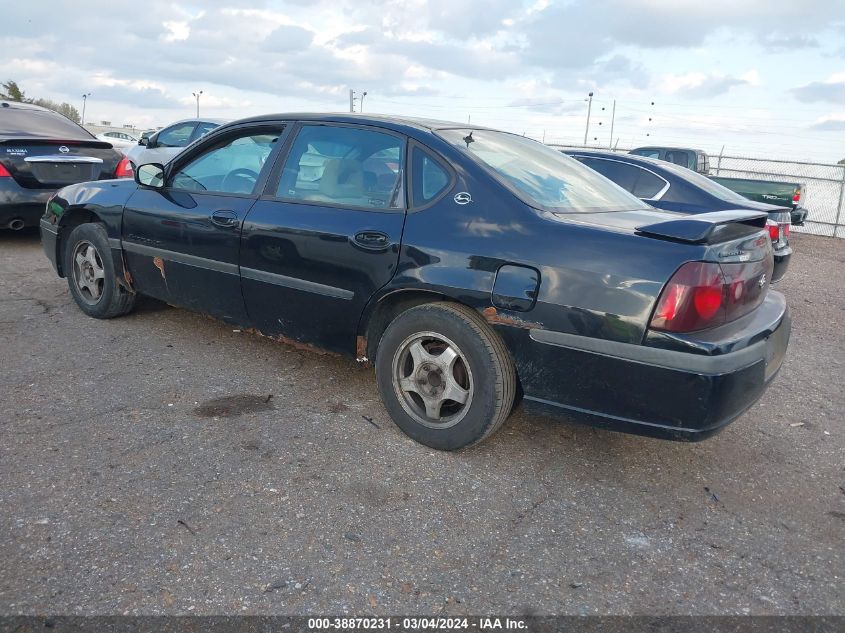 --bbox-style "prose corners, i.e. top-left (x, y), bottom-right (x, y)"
top-left (242, 327), bottom-right (333, 356)
top-left (481, 306), bottom-right (542, 330)
top-left (356, 335), bottom-right (369, 362)
top-left (152, 256), bottom-right (166, 280)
